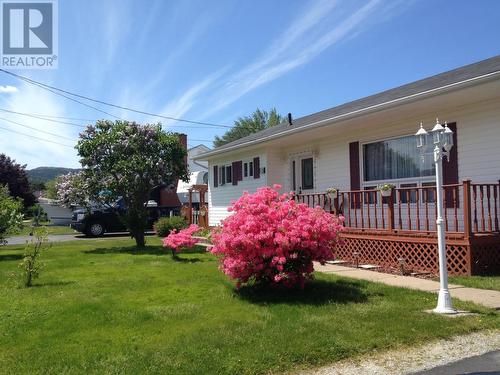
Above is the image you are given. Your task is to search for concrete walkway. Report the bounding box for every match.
[315,263,500,309]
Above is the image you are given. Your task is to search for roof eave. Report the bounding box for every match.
[195,69,500,161]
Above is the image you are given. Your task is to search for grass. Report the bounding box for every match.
[13,224,76,236]
[449,275,500,292]
[0,238,498,375]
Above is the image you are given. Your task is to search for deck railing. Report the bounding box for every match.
[294,180,500,236]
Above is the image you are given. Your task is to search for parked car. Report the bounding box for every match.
[70,200,180,237]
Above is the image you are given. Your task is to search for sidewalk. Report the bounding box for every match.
[315,263,500,309]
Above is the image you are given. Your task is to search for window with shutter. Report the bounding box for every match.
[442,122,458,208]
[253,157,260,178]
[213,165,218,188]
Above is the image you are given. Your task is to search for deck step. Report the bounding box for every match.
[195,242,213,248]
[326,260,347,265]
[192,236,210,240]
[358,264,380,270]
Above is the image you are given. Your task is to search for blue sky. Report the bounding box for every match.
[1,0,499,169]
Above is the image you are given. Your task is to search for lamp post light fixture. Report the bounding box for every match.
[416,119,457,314]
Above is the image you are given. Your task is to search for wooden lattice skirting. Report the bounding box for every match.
[335,232,500,276]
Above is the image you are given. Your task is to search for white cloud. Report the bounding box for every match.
[0,85,18,93]
[0,81,80,168]
[203,0,386,117]
[154,68,227,129]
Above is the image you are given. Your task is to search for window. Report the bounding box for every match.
[301,158,314,190]
[422,181,436,203]
[292,160,296,191]
[218,166,225,186]
[249,161,253,177]
[364,186,378,204]
[225,165,232,184]
[243,162,248,177]
[363,134,434,182]
[399,183,417,204]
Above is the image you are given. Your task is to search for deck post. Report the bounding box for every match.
[188,189,193,225]
[333,192,340,215]
[387,194,395,232]
[463,180,472,240]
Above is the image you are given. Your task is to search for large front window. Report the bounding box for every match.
[363,134,434,182]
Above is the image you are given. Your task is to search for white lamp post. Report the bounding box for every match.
[416,119,457,314]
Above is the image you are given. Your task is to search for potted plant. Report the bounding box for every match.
[377,183,395,197]
[326,187,338,200]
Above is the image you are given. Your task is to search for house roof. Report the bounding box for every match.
[197,54,500,159]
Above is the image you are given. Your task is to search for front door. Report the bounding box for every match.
[291,156,314,194]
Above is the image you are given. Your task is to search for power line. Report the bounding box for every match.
[0,69,232,128]
[0,107,227,130]
[0,125,74,148]
[1,115,212,144]
[0,117,76,141]
[0,108,87,128]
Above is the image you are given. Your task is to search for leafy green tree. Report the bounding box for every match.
[0,154,36,208]
[44,179,57,200]
[214,108,283,147]
[0,185,23,245]
[76,120,188,247]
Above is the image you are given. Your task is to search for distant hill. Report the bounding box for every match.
[27,167,80,183]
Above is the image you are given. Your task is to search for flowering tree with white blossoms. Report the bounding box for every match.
[74,120,188,247]
[55,171,89,208]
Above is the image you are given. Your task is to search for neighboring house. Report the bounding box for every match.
[196,55,500,276]
[177,145,210,204]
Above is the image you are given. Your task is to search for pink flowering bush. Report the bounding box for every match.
[163,224,200,256]
[211,185,344,289]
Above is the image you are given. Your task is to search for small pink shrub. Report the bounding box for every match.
[211,185,344,288]
[163,224,200,255]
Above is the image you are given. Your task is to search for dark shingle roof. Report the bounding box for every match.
[201,54,500,158]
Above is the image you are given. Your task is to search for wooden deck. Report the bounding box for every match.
[295,180,500,275]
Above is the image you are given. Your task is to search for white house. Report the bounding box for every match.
[196,55,500,276]
[177,144,210,204]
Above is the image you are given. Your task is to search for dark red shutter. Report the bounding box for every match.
[213,165,218,188]
[349,142,360,208]
[236,161,243,181]
[253,157,260,179]
[232,161,238,185]
[443,122,458,208]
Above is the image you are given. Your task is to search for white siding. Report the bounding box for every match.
[208,149,267,226]
[276,99,500,193]
[206,98,500,226]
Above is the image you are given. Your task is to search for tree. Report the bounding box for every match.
[76,120,188,247]
[213,108,283,147]
[44,179,57,200]
[55,172,89,208]
[0,154,36,208]
[0,185,23,245]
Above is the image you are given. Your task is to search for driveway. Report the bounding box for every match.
[413,350,500,375]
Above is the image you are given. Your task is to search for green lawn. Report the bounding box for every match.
[14,224,76,236]
[449,275,500,292]
[0,238,498,375]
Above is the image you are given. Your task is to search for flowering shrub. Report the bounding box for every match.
[211,185,344,288]
[163,224,200,256]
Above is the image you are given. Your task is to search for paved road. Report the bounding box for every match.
[413,350,500,375]
[4,232,155,245]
